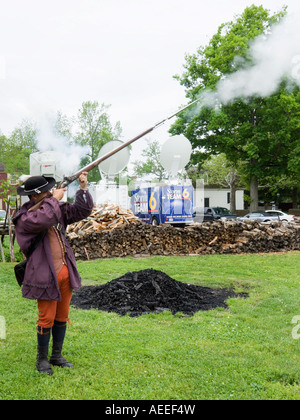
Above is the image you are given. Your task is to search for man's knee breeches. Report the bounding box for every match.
[37,265,72,332]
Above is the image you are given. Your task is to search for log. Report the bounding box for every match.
[66,209,300,260]
[66,204,139,237]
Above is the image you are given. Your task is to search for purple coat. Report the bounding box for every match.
[13,189,94,301]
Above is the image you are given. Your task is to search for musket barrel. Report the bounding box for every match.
[73,126,154,177]
[60,97,201,188]
[59,126,155,188]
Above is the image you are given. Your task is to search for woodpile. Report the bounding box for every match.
[67,208,300,260]
[66,204,140,238]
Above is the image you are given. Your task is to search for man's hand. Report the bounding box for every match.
[52,188,66,201]
[78,171,88,190]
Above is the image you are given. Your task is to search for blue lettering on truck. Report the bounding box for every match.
[131,185,193,225]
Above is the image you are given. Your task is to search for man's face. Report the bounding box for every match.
[31,189,52,204]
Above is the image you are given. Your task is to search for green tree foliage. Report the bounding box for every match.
[1,102,122,184]
[171,5,300,210]
[56,101,122,182]
[133,140,167,181]
[0,120,38,175]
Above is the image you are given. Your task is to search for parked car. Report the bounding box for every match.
[0,210,6,224]
[264,210,295,222]
[193,206,238,222]
[239,212,280,223]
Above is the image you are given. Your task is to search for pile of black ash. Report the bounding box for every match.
[71,269,247,317]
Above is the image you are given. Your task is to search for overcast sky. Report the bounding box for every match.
[0,0,299,164]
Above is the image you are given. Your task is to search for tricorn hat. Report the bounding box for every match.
[17,176,56,196]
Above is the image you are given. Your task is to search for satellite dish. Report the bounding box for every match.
[98,140,130,176]
[160,135,192,175]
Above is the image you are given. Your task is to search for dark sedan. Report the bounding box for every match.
[193,207,238,222]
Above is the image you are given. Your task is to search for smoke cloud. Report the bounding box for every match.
[36,113,88,177]
[194,12,300,111]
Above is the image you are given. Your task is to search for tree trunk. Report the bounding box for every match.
[8,213,15,262]
[250,175,259,212]
[5,201,15,263]
[225,168,238,213]
[292,187,298,208]
[230,182,236,214]
[0,238,5,262]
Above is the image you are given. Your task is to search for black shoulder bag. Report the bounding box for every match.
[14,231,47,287]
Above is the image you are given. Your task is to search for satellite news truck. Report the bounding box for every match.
[131,185,193,226]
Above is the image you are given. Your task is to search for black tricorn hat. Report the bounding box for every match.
[17,176,56,196]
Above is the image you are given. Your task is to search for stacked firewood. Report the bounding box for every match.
[66,204,140,239]
[67,212,300,260]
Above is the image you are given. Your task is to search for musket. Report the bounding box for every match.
[58,97,201,188]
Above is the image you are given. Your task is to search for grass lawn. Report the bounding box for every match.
[0,253,299,400]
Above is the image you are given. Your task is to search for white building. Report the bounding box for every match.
[194,184,244,211]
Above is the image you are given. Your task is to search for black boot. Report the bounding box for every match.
[36,327,53,375]
[49,321,73,368]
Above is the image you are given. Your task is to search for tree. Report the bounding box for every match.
[171,5,300,211]
[75,101,122,182]
[254,172,299,208]
[0,179,16,262]
[133,140,167,181]
[1,120,38,176]
[56,101,122,183]
[187,153,243,212]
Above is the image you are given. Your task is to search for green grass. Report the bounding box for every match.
[0,253,299,400]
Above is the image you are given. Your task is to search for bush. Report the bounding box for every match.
[1,236,23,262]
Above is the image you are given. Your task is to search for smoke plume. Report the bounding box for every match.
[194,11,300,111]
[36,113,88,177]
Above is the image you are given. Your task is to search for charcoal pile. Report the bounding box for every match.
[71,269,247,316]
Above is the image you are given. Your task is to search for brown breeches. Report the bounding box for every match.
[37,265,72,333]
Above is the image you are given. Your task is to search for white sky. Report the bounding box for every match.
[0,0,299,164]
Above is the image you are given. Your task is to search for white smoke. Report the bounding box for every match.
[36,113,88,177]
[194,12,300,110]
